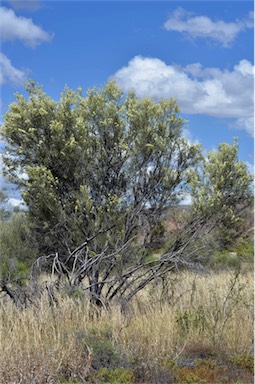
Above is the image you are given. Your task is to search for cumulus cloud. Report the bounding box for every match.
[0,52,27,85]
[164,8,254,47]
[0,6,52,47]
[230,117,254,138]
[113,56,254,137]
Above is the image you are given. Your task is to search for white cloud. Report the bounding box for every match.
[0,52,27,85]
[8,197,25,207]
[182,127,200,147]
[164,8,254,47]
[113,56,254,137]
[0,6,52,47]
[230,117,254,138]
[234,59,254,76]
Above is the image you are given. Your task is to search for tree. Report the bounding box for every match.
[1,81,253,308]
[188,141,253,251]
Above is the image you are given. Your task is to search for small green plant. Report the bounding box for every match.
[194,359,217,369]
[160,357,178,370]
[80,328,129,372]
[172,361,222,384]
[92,367,134,383]
[174,367,207,384]
[229,354,254,373]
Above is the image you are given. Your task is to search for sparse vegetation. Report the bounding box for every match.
[0,270,253,383]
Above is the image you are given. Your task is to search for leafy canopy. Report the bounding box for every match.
[2,81,200,255]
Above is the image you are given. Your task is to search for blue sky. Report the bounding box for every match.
[0,0,254,205]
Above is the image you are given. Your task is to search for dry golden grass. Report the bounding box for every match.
[0,270,253,383]
[118,270,254,359]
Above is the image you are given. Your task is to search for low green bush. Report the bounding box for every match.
[0,212,38,267]
[92,367,134,383]
[0,257,29,285]
[209,250,241,270]
[229,354,254,373]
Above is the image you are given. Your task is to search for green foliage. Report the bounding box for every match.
[1,80,200,257]
[0,212,38,266]
[208,236,254,270]
[0,202,37,284]
[0,258,29,285]
[89,338,126,371]
[173,365,216,384]
[229,354,254,373]
[0,212,37,285]
[230,239,254,262]
[72,325,129,372]
[160,357,220,384]
[92,367,134,383]
[209,250,241,270]
[188,140,253,227]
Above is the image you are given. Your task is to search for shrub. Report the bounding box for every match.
[0,257,29,285]
[209,250,241,270]
[92,367,134,383]
[229,354,254,373]
[0,212,38,268]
